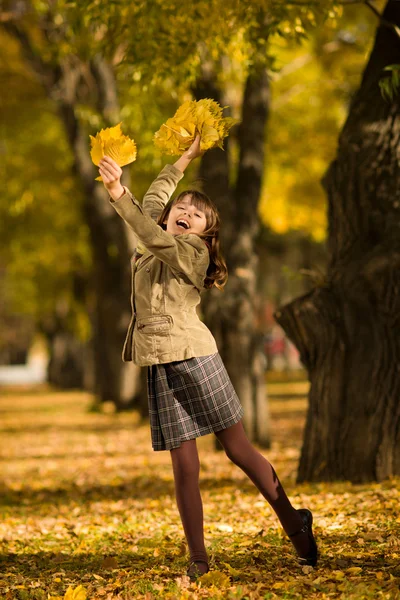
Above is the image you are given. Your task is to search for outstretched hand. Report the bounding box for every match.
[183,133,203,160]
[98,156,125,201]
[173,133,203,173]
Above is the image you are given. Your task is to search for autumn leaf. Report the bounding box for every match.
[153,99,237,156]
[198,571,231,588]
[221,562,241,578]
[64,585,87,600]
[89,123,137,181]
[101,556,119,570]
[346,567,363,574]
[3,387,400,599]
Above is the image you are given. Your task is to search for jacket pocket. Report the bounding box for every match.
[136,315,173,335]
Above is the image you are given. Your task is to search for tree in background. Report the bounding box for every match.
[1,0,338,419]
[276,0,400,482]
[3,0,391,469]
[0,33,91,386]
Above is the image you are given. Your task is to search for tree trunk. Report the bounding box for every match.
[39,297,85,389]
[46,332,85,389]
[4,19,144,411]
[194,66,271,447]
[275,0,400,482]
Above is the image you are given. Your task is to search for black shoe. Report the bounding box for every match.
[288,508,318,567]
[186,560,209,581]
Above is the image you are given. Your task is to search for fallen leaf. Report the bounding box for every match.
[332,570,345,579]
[64,585,87,600]
[197,571,231,588]
[217,524,233,532]
[302,565,314,575]
[222,562,241,577]
[177,541,186,556]
[101,557,118,570]
[346,567,363,574]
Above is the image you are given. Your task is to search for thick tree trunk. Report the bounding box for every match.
[194,66,271,447]
[275,0,400,482]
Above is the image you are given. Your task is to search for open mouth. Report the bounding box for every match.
[176,219,190,230]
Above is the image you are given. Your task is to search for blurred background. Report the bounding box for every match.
[0,1,379,423]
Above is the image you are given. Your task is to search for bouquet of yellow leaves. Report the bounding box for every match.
[153,99,237,156]
[90,123,137,181]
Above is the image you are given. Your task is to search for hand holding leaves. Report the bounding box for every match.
[90,123,137,181]
[90,101,236,192]
[183,133,203,160]
[154,99,237,156]
[98,157,125,201]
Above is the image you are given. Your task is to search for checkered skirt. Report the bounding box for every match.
[147,353,244,451]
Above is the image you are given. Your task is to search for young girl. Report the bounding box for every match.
[98,135,318,580]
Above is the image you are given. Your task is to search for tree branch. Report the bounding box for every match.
[1,20,55,91]
[90,54,120,122]
[338,0,400,38]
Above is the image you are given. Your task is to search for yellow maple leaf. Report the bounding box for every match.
[198,570,230,588]
[64,585,87,600]
[89,123,137,181]
[154,99,237,156]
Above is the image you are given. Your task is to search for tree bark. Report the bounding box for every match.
[275,0,400,482]
[194,65,271,447]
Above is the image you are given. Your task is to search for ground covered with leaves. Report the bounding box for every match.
[0,380,399,599]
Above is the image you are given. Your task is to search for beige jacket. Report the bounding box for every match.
[109,164,218,366]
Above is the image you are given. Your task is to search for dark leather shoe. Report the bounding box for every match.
[186,560,209,581]
[288,508,318,567]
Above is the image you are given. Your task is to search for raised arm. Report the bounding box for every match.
[98,133,202,210]
[142,134,203,221]
[141,164,184,221]
[98,137,208,287]
[109,187,209,288]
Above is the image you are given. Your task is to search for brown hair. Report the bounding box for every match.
[157,190,228,290]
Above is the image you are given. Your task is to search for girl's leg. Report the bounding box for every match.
[214,420,312,558]
[170,439,209,574]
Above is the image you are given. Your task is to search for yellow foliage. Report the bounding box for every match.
[64,585,87,600]
[197,570,231,588]
[3,390,400,599]
[90,123,137,180]
[153,99,237,156]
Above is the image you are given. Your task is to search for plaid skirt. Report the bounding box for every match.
[147,352,244,451]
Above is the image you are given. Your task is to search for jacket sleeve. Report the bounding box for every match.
[142,164,184,221]
[109,187,209,289]
[133,164,184,256]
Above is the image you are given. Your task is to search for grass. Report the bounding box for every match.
[0,382,399,599]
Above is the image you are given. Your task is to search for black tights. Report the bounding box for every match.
[170,420,311,569]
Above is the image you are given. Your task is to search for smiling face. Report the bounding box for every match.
[164,194,208,236]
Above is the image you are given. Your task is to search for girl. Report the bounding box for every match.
[98,135,318,580]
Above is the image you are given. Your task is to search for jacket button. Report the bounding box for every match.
[146,267,150,272]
